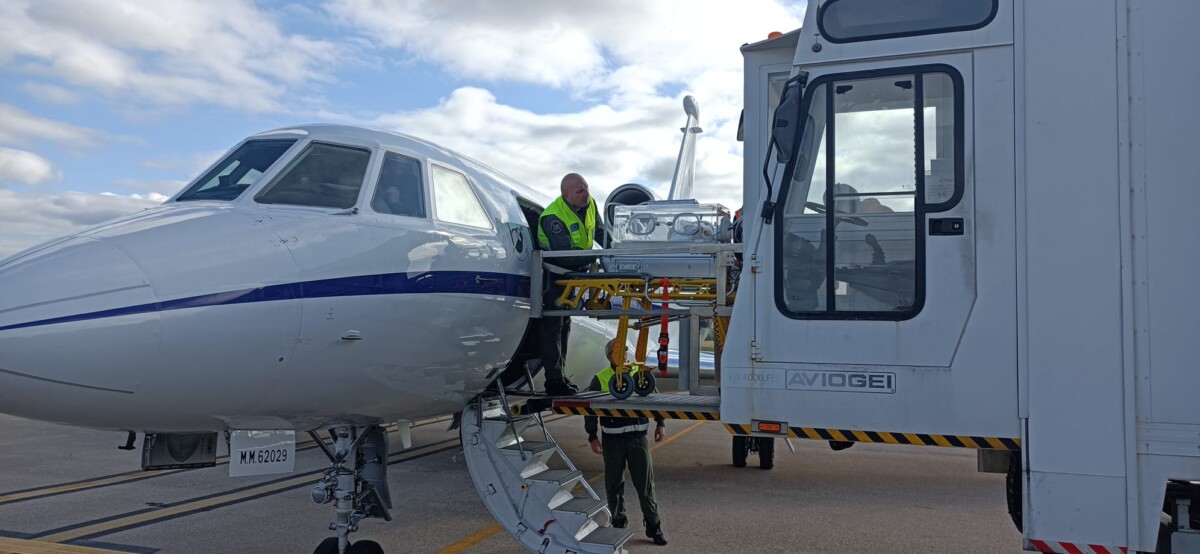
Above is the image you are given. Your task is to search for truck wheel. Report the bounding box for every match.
[758,437,775,470]
[732,436,748,467]
[1006,450,1022,532]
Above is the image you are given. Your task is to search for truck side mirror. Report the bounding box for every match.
[772,74,807,164]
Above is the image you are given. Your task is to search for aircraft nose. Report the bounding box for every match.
[0,237,161,418]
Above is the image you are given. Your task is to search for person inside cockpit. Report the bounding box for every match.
[371,154,425,218]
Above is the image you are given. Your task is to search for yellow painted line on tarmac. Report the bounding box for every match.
[434,420,707,554]
[0,418,451,506]
[0,536,121,554]
[35,438,458,544]
[0,470,186,505]
[435,525,503,554]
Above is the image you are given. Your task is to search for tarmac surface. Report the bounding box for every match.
[0,404,1025,553]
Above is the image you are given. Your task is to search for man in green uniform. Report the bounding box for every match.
[537,173,602,396]
[585,339,668,545]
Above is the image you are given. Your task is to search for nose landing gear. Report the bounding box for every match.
[309,425,393,554]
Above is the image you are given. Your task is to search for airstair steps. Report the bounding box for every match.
[461,399,629,554]
[580,527,636,550]
[527,469,583,487]
[498,440,557,456]
[551,497,608,539]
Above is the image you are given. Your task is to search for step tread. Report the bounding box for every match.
[483,414,535,423]
[552,497,606,516]
[579,526,635,547]
[526,469,582,485]
[498,441,557,455]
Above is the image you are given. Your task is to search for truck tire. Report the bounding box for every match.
[732,436,748,467]
[1006,450,1022,532]
[758,437,775,470]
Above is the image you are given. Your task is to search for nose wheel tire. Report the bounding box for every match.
[313,538,339,554]
[348,540,385,554]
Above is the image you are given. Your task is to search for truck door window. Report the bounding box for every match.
[923,73,958,207]
[776,66,962,320]
[818,0,997,44]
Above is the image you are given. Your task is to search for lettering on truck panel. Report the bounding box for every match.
[786,370,896,394]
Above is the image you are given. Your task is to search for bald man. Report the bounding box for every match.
[536,173,604,396]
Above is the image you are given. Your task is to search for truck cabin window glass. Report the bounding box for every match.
[818,0,997,43]
[176,139,296,202]
[255,142,371,209]
[777,67,961,320]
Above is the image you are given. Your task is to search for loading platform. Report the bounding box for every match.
[549,391,720,421]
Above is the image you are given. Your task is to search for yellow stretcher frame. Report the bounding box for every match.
[552,275,733,398]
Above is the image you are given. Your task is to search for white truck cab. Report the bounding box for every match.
[727,1,1200,552]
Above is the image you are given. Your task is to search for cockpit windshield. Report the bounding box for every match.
[176,139,296,202]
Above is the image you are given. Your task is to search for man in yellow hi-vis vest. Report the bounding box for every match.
[584,339,667,545]
[537,173,602,396]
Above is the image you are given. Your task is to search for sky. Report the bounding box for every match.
[0,0,807,258]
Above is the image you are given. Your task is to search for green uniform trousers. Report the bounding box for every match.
[601,432,660,526]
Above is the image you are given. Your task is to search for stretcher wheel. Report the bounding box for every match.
[609,373,635,400]
[633,371,655,396]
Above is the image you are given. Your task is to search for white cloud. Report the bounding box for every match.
[376,87,669,199]
[0,104,106,150]
[0,147,63,185]
[0,0,809,258]
[0,0,342,113]
[0,189,160,258]
[347,1,804,209]
[139,149,224,176]
[112,178,188,198]
[20,82,81,105]
[328,1,799,98]
[102,191,172,202]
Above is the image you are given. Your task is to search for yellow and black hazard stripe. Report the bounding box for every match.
[724,424,1020,450]
[553,406,720,421]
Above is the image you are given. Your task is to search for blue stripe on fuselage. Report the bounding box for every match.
[0,271,531,333]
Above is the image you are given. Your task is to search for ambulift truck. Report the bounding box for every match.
[460,1,1200,552]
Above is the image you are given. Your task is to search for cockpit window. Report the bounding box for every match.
[371,152,426,218]
[818,0,997,44]
[255,142,371,209]
[430,165,492,229]
[176,139,296,202]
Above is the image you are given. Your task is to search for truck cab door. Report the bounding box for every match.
[728,51,1019,440]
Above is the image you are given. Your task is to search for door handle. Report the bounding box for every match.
[929,218,964,236]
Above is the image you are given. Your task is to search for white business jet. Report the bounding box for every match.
[0,124,658,553]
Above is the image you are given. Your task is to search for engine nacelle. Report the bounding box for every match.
[604,183,658,230]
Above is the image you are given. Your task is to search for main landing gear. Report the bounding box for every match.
[309,425,393,554]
